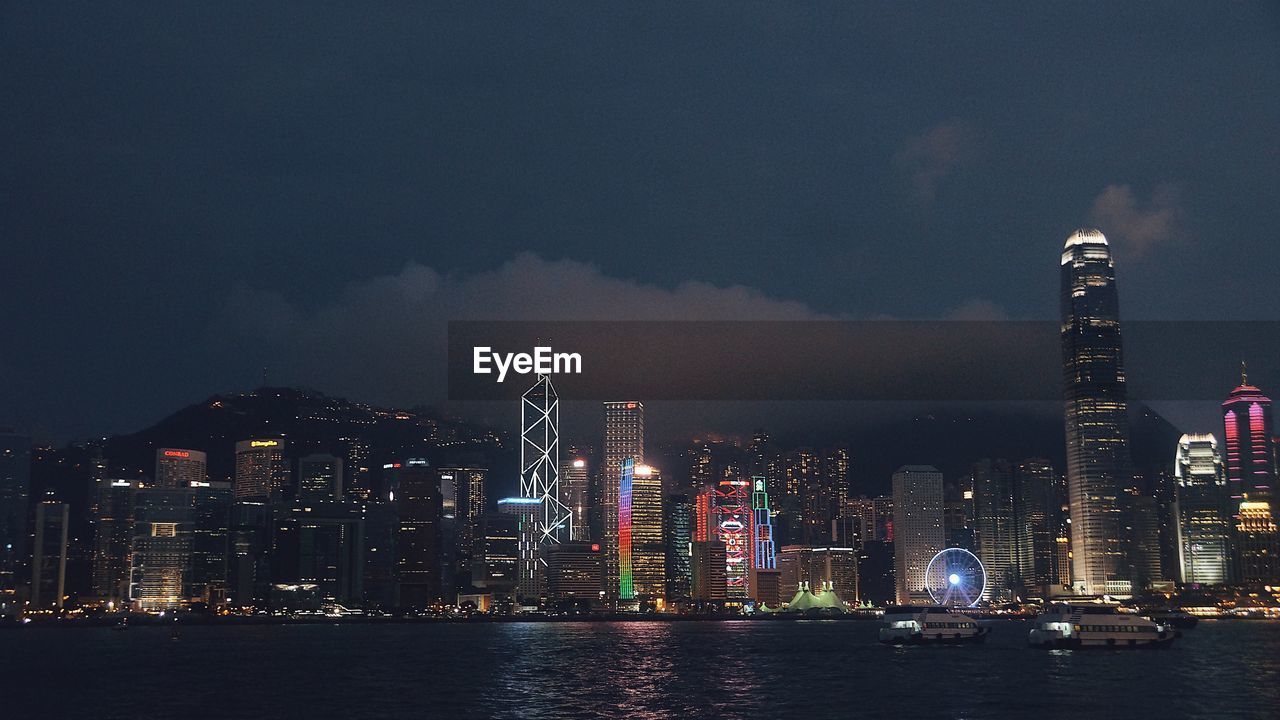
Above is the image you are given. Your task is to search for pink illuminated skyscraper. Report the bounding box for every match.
[1222,364,1275,511]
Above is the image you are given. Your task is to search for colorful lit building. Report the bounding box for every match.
[618,458,635,600]
[1222,367,1275,510]
[630,465,665,601]
[751,476,776,602]
[603,401,644,600]
[1222,367,1278,584]
[694,488,713,542]
[715,478,753,599]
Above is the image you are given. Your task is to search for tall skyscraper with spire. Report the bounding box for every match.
[1060,229,1134,596]
[1222,363,1275,510]
[519,375,572,599]
[1222,365,1279,584]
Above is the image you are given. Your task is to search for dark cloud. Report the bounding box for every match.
[211,253,829,408]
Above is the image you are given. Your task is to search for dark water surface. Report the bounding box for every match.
[2,619,1277,719]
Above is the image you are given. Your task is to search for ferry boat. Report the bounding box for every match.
[1029,604,1178,649]
[878,606,989,645]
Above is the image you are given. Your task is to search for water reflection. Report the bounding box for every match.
[2,619,1276,720]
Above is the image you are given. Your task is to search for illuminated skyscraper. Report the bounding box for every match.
[1221,368,1278,584]
[545,541,604,608]
[786,448,821,544]
[520,375,572,597]
[560,456,590,542]
[891,465,944,604]
[603,401,644,600]
[665,493,693,604]
[777,545,858,604]
[130,488,195,611]
[694,488,713,542]
[498,496,542,604]
[618,458,634,600]
[839,497,878,545]
[0,429,31,598]
[298,454,343,500]
[472,511,521,601]
[752,477,778,603]
[1060,229,1134,596]
[1015,459,1064,591]
[1236,501,1279,583]
[273,498,365,605]
[340,437,372,502]
[229,501,272,609]
[234,439,290,502]
[91,478,136,605]
[627,464,665,601]
[715,478,752,599]
[31,502,69,610]
[438,469,459,600]
[1222,366,1275,510]
[438,467,486,592]
[753,477,776,571]
[155,448,207,490]
[691,540,727,603]
[1174,434,1231,585]
[188,480,232,607]
[395,459,443,607]
[971,459,1017,601]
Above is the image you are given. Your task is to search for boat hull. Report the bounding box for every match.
[879,627,990,645]
[1029,631,1178,649]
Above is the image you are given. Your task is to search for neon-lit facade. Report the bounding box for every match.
[156,448,206,490]
[715,479,752,599]
[1222,368,1278,584]
[618,458,634,600]
[1222,367,1275,510]
[630,465,665,599]
[603,401,644,600]
[752,477,776,571]
[694,489,713,542]
[519,375,572,599]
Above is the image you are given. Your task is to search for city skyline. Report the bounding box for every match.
[4,6,1279,718]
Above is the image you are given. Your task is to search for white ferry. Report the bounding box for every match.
[878,606,990,645]
[1029,604,1178,649]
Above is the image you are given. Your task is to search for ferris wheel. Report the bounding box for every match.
[925,548,987,607]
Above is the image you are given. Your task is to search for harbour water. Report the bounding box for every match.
[3,619,1277,719]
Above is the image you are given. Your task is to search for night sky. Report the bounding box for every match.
[4,3,1279,441]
